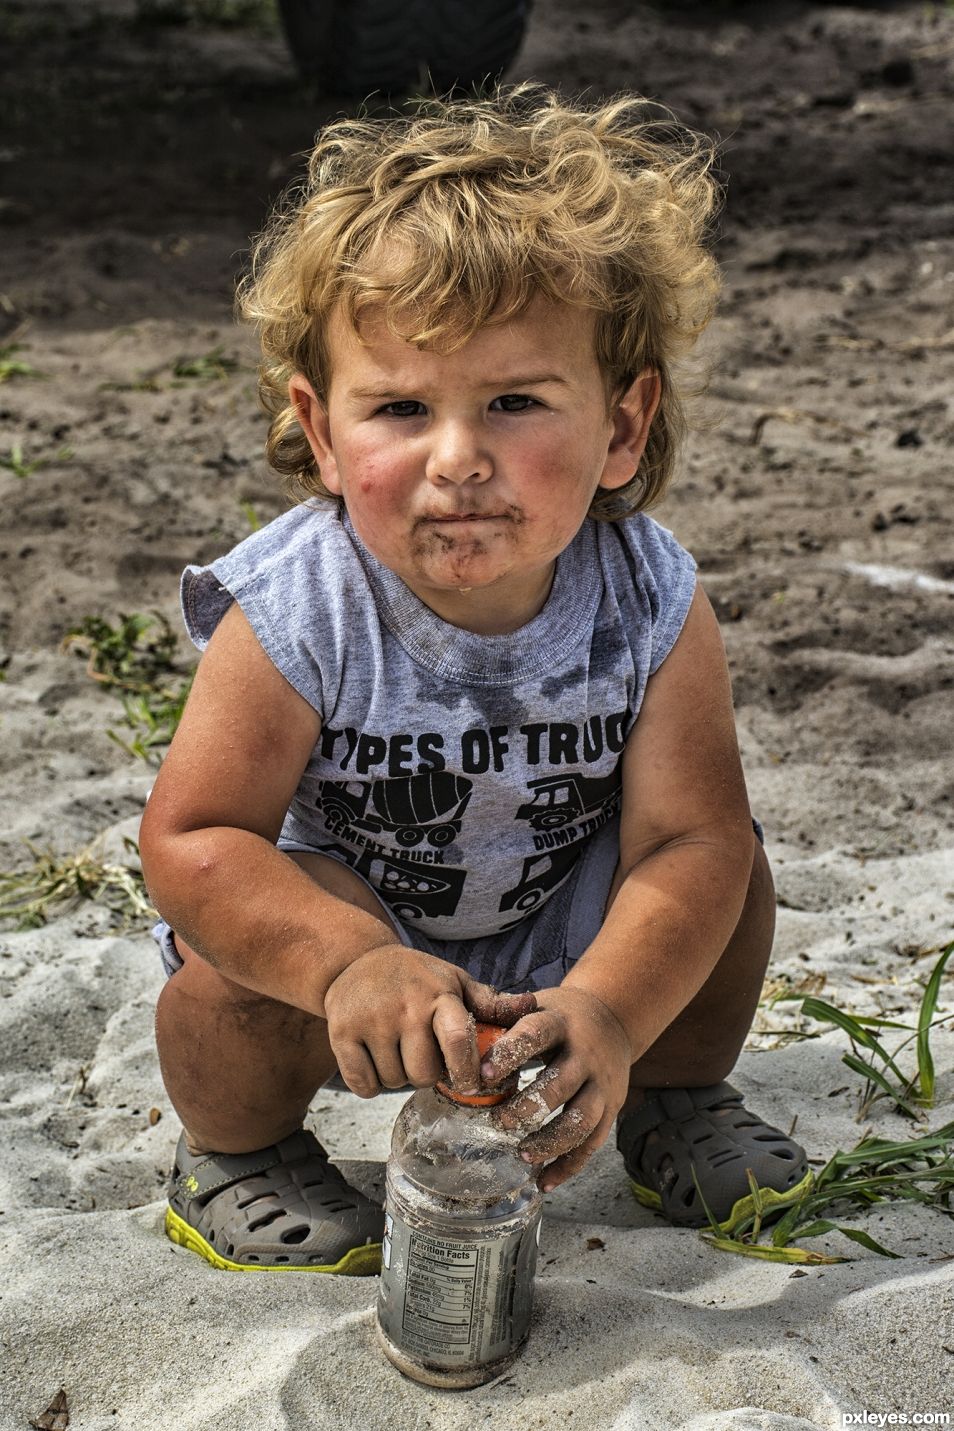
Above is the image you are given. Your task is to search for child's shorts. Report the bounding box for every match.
[151,815,764,996]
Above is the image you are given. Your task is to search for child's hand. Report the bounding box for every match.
[486,987,633,1190]
[323,945,536,1099]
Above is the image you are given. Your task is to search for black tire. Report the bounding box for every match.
[533,811,571,831]
[427,0,530,94]
[276,0,530,97]
[391,902,425,920]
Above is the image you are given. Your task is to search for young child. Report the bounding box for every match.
[140,85,811,1274]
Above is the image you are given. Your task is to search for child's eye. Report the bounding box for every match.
[492,394,539,413]
[378,400,425,418]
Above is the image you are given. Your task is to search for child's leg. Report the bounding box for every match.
[617,834,776,1106]
[156,853,401,1273]
[609,835,810,1225]
[155,851,402,1155]
[156,940,335,1156]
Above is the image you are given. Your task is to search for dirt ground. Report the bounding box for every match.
[1,0,953,871]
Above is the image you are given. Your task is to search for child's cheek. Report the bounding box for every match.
[346,441,395,499]
[347,461,404,533]
[355,467,398,506]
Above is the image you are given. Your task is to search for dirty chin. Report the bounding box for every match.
[414,527,490,554]
[411,528,505,571]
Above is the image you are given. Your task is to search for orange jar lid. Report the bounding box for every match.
[435,1023,517,1106]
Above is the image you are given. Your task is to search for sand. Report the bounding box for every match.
[2,1,953,1427]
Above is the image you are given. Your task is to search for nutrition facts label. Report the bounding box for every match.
[378,1209,539,1366]
[403,1233,479,1344]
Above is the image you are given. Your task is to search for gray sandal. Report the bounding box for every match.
[616,1081,811,1229]
[165,1128,383,1274]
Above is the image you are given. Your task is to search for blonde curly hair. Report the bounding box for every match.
[238,84,721,518]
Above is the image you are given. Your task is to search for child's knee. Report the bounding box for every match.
[745,838,776,954]
[168,933,324,1031]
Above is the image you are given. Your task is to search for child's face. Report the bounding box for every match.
[291,296,658,634]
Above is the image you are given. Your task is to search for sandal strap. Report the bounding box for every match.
[617,1081,809,1228]
[167,1127,384,1270]
[618,1080,741,1146]
[174,1129,333,1203]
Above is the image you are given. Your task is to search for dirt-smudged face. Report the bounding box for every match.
[290,296,658,635]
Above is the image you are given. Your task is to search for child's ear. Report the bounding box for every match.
[288,374,342,495]
[598,370,661,491]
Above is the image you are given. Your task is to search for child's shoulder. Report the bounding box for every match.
[596,511,697,591]
[594,513,698,676]
[180,500,354,652]
[221,499,347,574]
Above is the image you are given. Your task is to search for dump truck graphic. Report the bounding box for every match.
[514,772,620,831]
[317,773,472,848]
[499,844,584,915]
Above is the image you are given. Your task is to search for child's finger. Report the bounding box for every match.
[398,1026,448,1088]
[497,1063,564,1130]
[431,991,481,1093]
[517,1086,602,1167]
[534,1133,601,1192]
[532,1109,617,1192]
[367,1036,412,1090]
[462,979,537,1029]
[479,1009,563,1083]
[332,1036,383,1099]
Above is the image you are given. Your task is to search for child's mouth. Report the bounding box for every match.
[417,504,523,532]
[424,512,506,524]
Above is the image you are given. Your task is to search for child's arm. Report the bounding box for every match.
[140,602,532,1095]
[486,583,756,1181]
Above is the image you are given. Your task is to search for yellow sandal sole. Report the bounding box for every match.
[165,1205,382,1275]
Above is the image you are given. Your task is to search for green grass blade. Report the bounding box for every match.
[689,1164,726,1235]
[830,1226,900,1258]
[916,942,953,1106]
[831,1125,954,1167]
[785,1218,837,1239]
[801,996,912,1086]
[240,501,261,532]
[701,1234,847,1264]
[792,1218,898,1256]
[840,1051,923,1118]
[837,1015,913,1031]
[770,1199,811,1246]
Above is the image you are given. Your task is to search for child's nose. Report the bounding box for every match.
[425,421,493,486]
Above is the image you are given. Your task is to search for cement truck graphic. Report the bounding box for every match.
[316,773,472,848]
[514,771,620,831]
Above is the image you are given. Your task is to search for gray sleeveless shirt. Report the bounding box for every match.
[180,502,696,939]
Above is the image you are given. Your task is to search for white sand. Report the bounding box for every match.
[1,797,951,1428]
[3,1,954,1426]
